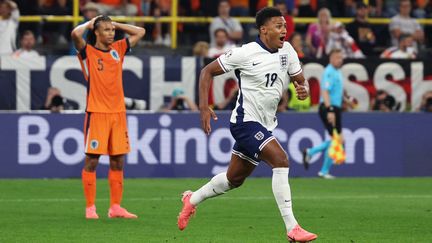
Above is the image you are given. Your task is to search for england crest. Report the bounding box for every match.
[279,54,288,69]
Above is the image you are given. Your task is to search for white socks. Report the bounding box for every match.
[272,167,298,232]
[190,172,232,206]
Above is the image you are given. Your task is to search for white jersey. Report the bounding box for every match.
[217,39,302,131]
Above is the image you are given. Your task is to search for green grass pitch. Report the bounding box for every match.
[0,178,431,242]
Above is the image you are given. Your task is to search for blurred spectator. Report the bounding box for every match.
[0,0,19,55]
[418,91,432,112]
[382,0,399,17]
[343,0,357,17]
[229,0,250,42]
[154,0,171,46]
[209,0,243,47]
[372,90,400,112]
[289,32,305,58]
[275,1,294,41]
[305,7,331,58]
[292,0,318,17]
[41,87,76,111]
[93,0,138,16]
[229,0,249,16]
[37,0,72,45]
[346,2,376,56]
[212,78,239,110]
[389,0,424,52]
[162,88,198,111]
[380,34,416,59]
[49,95,64,113]
[12,30,40,58]
[192,41,209,57]
[412,0,432,18]
[326,22,365,58]
[82,2,100,20]
[208,28,235,58]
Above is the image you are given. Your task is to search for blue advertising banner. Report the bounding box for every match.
[0,112,431,178]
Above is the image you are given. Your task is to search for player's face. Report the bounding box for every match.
[95,21,115,45]
[262,16,286,49]
[330,52,344,68]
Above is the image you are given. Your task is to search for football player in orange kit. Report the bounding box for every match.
[71,15,145,219]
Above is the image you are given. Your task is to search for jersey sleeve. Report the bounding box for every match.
[217,46,246,73]
[77,45,89,81]
[113,38,131,58]
[321,69,333,91]
[287,43,302,77]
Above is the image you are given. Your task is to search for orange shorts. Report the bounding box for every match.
[83,112,130,155]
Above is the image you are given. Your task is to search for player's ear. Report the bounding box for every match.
[260,25,266,34]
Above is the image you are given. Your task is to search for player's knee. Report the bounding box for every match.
[109,155,124,170]
[270,155,289,168]
[84,155,99,172]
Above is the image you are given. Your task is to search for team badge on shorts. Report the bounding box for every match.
[279,54,288,69]
[110,50,120,62]
[90,139,99,150]
[254,131,264,141]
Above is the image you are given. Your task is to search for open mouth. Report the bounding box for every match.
[279,36,285,42]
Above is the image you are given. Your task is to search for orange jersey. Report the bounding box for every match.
[78,38,130,113]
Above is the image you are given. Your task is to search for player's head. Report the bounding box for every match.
[329,49,343,68]
[256,7,286,49]
[87,15,115,46]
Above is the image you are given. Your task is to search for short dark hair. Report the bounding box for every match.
[255,7,282,29]
[214,28,228,37]
[20,30,34,40]
[87,15,112,45]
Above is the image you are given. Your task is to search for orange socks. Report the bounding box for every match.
[82,170,96,208]
[108,170,124,206]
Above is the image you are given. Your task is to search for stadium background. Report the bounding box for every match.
[0,0,431,242]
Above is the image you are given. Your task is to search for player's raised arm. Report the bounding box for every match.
[112,22,145,47]
[71,16,100,51]
[198,60,225,135]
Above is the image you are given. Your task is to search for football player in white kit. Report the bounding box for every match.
[177,7,317,242]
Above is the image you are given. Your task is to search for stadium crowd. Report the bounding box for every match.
[0,0,430,55]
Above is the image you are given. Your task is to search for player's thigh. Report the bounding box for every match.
[108,112,130,155]
[84,112,109,154]
[259,139,289,168]
[226,153,256,187]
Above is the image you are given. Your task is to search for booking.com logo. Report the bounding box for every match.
[17,114,375,175]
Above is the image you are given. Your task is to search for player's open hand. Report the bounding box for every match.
[89,15,103,30]
[200,107,218,135]
[293,81,309,100]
